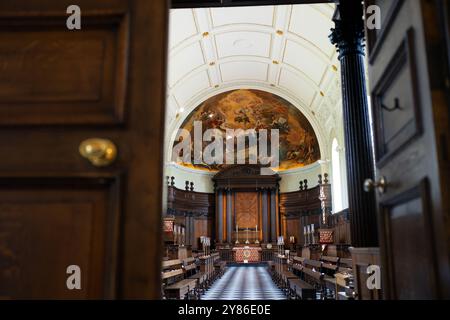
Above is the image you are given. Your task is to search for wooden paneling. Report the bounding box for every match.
[329,209,351,244]
[285,218,300,242]
[365,0,450,299]
[213,165,280,191]
[372,28,422,165]
[366,0,405,64]
[0,176,120,299]
[194,218,212,242]
[350,247,382,300]
[380,180,439,299]
[167,186,215,216]
[279,184,331,217]
[235,192,258,229]
[0,12,129,125]
[0,0,168,299]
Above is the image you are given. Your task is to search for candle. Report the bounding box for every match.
[311,224,315,233]
[256,225,258,232]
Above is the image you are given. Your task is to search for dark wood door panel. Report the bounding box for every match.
[365,0,450,299]
[366,0,405,64]
[0,176,120,299]
[0,4,129,125]
[0,130,132,173]
[372,28,423,165]
[380,180,439,299]
[0,0,168,299]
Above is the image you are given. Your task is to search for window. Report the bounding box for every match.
[332,138,344,213]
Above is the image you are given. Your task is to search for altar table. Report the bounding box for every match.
[232,246,261,263]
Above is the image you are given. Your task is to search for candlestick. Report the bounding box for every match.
[307,225,311,245]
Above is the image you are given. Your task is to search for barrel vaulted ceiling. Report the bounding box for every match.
[165,4,343,165]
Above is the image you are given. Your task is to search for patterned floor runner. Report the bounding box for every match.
[202,265,286,300]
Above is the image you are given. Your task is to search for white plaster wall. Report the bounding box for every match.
[165,163,215,193]
[278,162,329,193]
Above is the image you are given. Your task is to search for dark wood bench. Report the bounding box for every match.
[339,258,353,269]
[321,257,353,300]
[301,261,324,298]
[304,259,322,270]
[189,272,207,284]
[321,255,340,264]
[214,260,226,270]
[281,270,298,282]
[164,278,198,300]
[288,278,316,300]
[161,259,184,291]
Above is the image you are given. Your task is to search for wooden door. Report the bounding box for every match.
[0,0,168,299]
[365,0,450,299]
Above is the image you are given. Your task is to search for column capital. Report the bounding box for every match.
[329,2,365,59]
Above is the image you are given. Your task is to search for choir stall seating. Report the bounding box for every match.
[270,253,354,300]
[162,253,225,299]
[162,249,226,299]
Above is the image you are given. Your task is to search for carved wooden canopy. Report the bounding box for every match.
[212,165,280,191]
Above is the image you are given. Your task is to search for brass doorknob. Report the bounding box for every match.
[364,176,387,194]
[79,138,117,167]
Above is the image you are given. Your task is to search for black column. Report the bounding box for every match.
[329,1,378,247]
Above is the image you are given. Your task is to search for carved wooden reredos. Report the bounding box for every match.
[212,165,280,191]
[213,165,281,244]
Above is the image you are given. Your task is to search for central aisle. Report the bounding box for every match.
[202,265,286,300]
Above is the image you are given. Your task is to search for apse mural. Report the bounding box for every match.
[174,89,320,171]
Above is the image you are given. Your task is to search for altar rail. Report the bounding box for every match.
[261,249,274,262]
[218,248,234,262]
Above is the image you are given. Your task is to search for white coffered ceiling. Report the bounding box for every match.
[165,4,343,162]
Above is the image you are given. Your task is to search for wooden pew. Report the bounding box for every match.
[288,276,316,300]
[302,259,324,298]
[161,259,184,285]
[161,258,186,299]
[320,256,354,300]
[339,258,353,269]
[182,257,197,278]
[280,270,298,293]
[189,272,208,297]
[164,278,198,300]
[214,260,227,277]
[320,256,340,274]
[273,255,288,285]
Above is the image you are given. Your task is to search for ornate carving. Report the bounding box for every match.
[213,165,280,191]
[235,192,258,229]
[329,2,366,60]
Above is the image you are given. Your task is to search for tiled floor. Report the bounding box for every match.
[202,265,286,300]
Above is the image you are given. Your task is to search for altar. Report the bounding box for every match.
[213,165,281,245]
[232,246,262,263]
